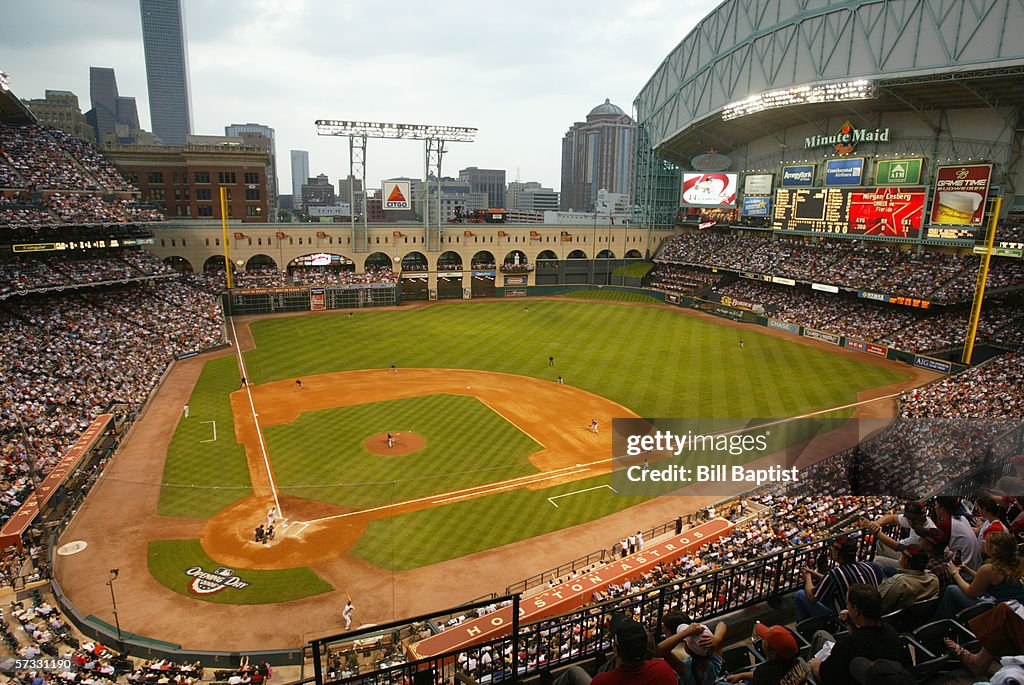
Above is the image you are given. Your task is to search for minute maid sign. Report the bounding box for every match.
[805,120,890,155]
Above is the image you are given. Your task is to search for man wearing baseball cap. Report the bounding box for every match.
[877,544,939,614]
[723,623,809,684]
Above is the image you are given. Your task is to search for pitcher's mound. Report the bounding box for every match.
[365,432,426,455]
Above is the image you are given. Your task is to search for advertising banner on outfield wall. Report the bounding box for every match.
[742,196,771,216]
[825,157,865,185]
[875,158,923,185]
[781,165,816,186]
[767,318,800,334]
[743,174,774,195]
[930,164,992,226]
[914,355,953,373]
[681,173,738,207]
[802,328,841,345]
[310,287,325,310]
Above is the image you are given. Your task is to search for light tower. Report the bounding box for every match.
[315,120,477,253]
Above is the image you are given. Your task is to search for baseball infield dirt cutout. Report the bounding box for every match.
[364,432,426,455]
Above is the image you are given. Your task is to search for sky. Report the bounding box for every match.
[1,0,719,196]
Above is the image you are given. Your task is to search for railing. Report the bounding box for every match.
[503,498,745,596]
[315,529,869,685]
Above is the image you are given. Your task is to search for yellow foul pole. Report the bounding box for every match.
[220,186,234,290]
[961,196,1001,365]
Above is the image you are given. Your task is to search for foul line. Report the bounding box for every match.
[547,484,616,508]
[432,468,589,505]
[303,463,594,524]
[229,316,282,516]
[199,420,217,443]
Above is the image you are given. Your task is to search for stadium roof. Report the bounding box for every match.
[0,82,38,125]
[656,65,1024,166]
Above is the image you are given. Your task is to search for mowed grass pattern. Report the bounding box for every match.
[353,473,649,571]
[245,301,905,419]
[264,394,542,509]
[160,355,252,518]
[559,290,661,303]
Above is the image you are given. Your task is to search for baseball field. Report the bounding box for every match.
[139,297,916,604]
[50,294,944,648]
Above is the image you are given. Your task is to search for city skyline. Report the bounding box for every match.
[1,0,718,195]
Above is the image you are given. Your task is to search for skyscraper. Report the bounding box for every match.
[139,0,193,145]
[458,167,506,208]
[560,99,635,212]
[290,150,310,203]
[86,67,140,145]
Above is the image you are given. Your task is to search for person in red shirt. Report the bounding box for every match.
[549,616,676,685]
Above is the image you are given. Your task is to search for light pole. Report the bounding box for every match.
[107,568,123,650]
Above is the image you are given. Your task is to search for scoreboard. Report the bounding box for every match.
[773,186,926,238]
[223,284,399,315]
[227,287,311,315]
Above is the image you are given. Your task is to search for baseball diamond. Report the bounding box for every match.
[52,299,931,650]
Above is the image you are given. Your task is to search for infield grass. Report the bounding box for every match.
[265,394,542,508]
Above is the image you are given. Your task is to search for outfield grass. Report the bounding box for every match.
[244,300,906,419]
[266,394,542,508]
[163,300,909,572]
[148,539,331,604]
[559,289,661,303]
[160,356,252,518]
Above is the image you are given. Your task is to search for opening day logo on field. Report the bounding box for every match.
[185,566,251,595]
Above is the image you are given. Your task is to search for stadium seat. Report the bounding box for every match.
[795,614,838,643]
[721,644,763,674]
[910,619,979,665]
[955,602,995,627]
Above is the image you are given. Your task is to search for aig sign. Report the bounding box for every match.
[382,180,411,210]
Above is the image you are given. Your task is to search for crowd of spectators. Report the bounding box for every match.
[901,353,1024,418]
[656,231,1024,302]
[194,266,399,291]
[0,123,161,229]
[0,280,225,498]
[710,278,1023,353]
[646,264,721,295]
[0,250,177,297]
[1,124,126,192]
